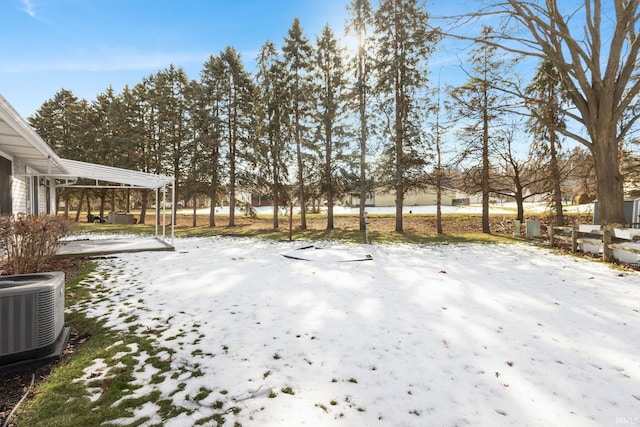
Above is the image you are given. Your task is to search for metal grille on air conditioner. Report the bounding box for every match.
[0,272,65,360]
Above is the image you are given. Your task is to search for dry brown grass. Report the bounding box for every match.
[132,211,593,242]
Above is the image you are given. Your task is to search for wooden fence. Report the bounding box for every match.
[548,224,640,263]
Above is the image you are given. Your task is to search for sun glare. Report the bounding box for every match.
[342,34,364,58]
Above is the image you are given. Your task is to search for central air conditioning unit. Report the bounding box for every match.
[0,272,68,367]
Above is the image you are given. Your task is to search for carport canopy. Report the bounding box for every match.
[56,158,174,190]
[54,158,176,242]
[54,158,176,243]
[52,158,175,242]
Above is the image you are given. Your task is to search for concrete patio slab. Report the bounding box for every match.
[57,237,174,257]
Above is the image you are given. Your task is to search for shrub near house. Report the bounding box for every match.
[0,214,71,275]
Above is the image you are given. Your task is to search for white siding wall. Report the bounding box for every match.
[9,160,54,215]
[48,179,56,214]
[11,159,27,215]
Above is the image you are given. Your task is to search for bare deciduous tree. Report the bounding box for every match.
[449,0,640,224]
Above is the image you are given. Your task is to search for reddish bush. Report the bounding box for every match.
[0,214,72,275]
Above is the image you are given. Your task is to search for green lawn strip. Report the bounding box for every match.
[13,262,230,427]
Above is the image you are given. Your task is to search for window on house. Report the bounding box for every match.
[0,156,11,215]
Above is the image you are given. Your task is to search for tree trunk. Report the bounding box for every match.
[327,196,334,230]
[326,118,334,231]
[436,185,443,234]
[209,190,216,227]
[271,138,280,230]
[359,187,366,232]
[272,203,279,229]
[192,194,197,227]
[86,194,92,221]
[515,188,524,222]
[140,189,148,224]
[436,164,443,235]
[209,162,218,228]
[99,189,107,220]
[64,192,69,219]
[229,166,236,227]
[395,183,403,232]
[227,85,239,229]
[435,113,443,234]
[549,131,564,226]
[592,131,626,224]
[481,86,490,234]
[358,44,367,232]
[296,133,307,230]
[481,122,490,233]
[75,189,85,222]
[393,6,404,234]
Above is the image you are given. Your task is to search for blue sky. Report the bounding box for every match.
[1,0,479,119]
[0,0,358,117]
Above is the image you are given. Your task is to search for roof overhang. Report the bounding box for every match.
[1,94,173,190]
[0,94,67,175]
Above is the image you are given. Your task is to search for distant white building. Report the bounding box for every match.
[351,185,462,207]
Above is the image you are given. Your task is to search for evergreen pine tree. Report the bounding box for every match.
[313,24,350,230]
[283,18,314,230]
[525,60,568,226]
[373,0,438,232]
[346,0,374,233]
[218,46,255,227]
[255,40,290,229]
[200,54,227,227]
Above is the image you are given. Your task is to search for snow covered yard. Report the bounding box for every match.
[71,236,640,426]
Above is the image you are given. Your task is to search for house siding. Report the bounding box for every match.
[11,159,27,215]
[350,192,375,207]
[372,187,457,207]
[7,159,53,215]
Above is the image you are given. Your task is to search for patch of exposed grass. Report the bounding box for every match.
[15,264,149,426]
[316,403,328,412]
[193,387,212,402]
[12,261,229,427]
[193,414,226,426]
[281,386,295,395]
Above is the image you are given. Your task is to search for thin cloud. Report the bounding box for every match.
[20,0,36,18]
[0,48,211,73]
